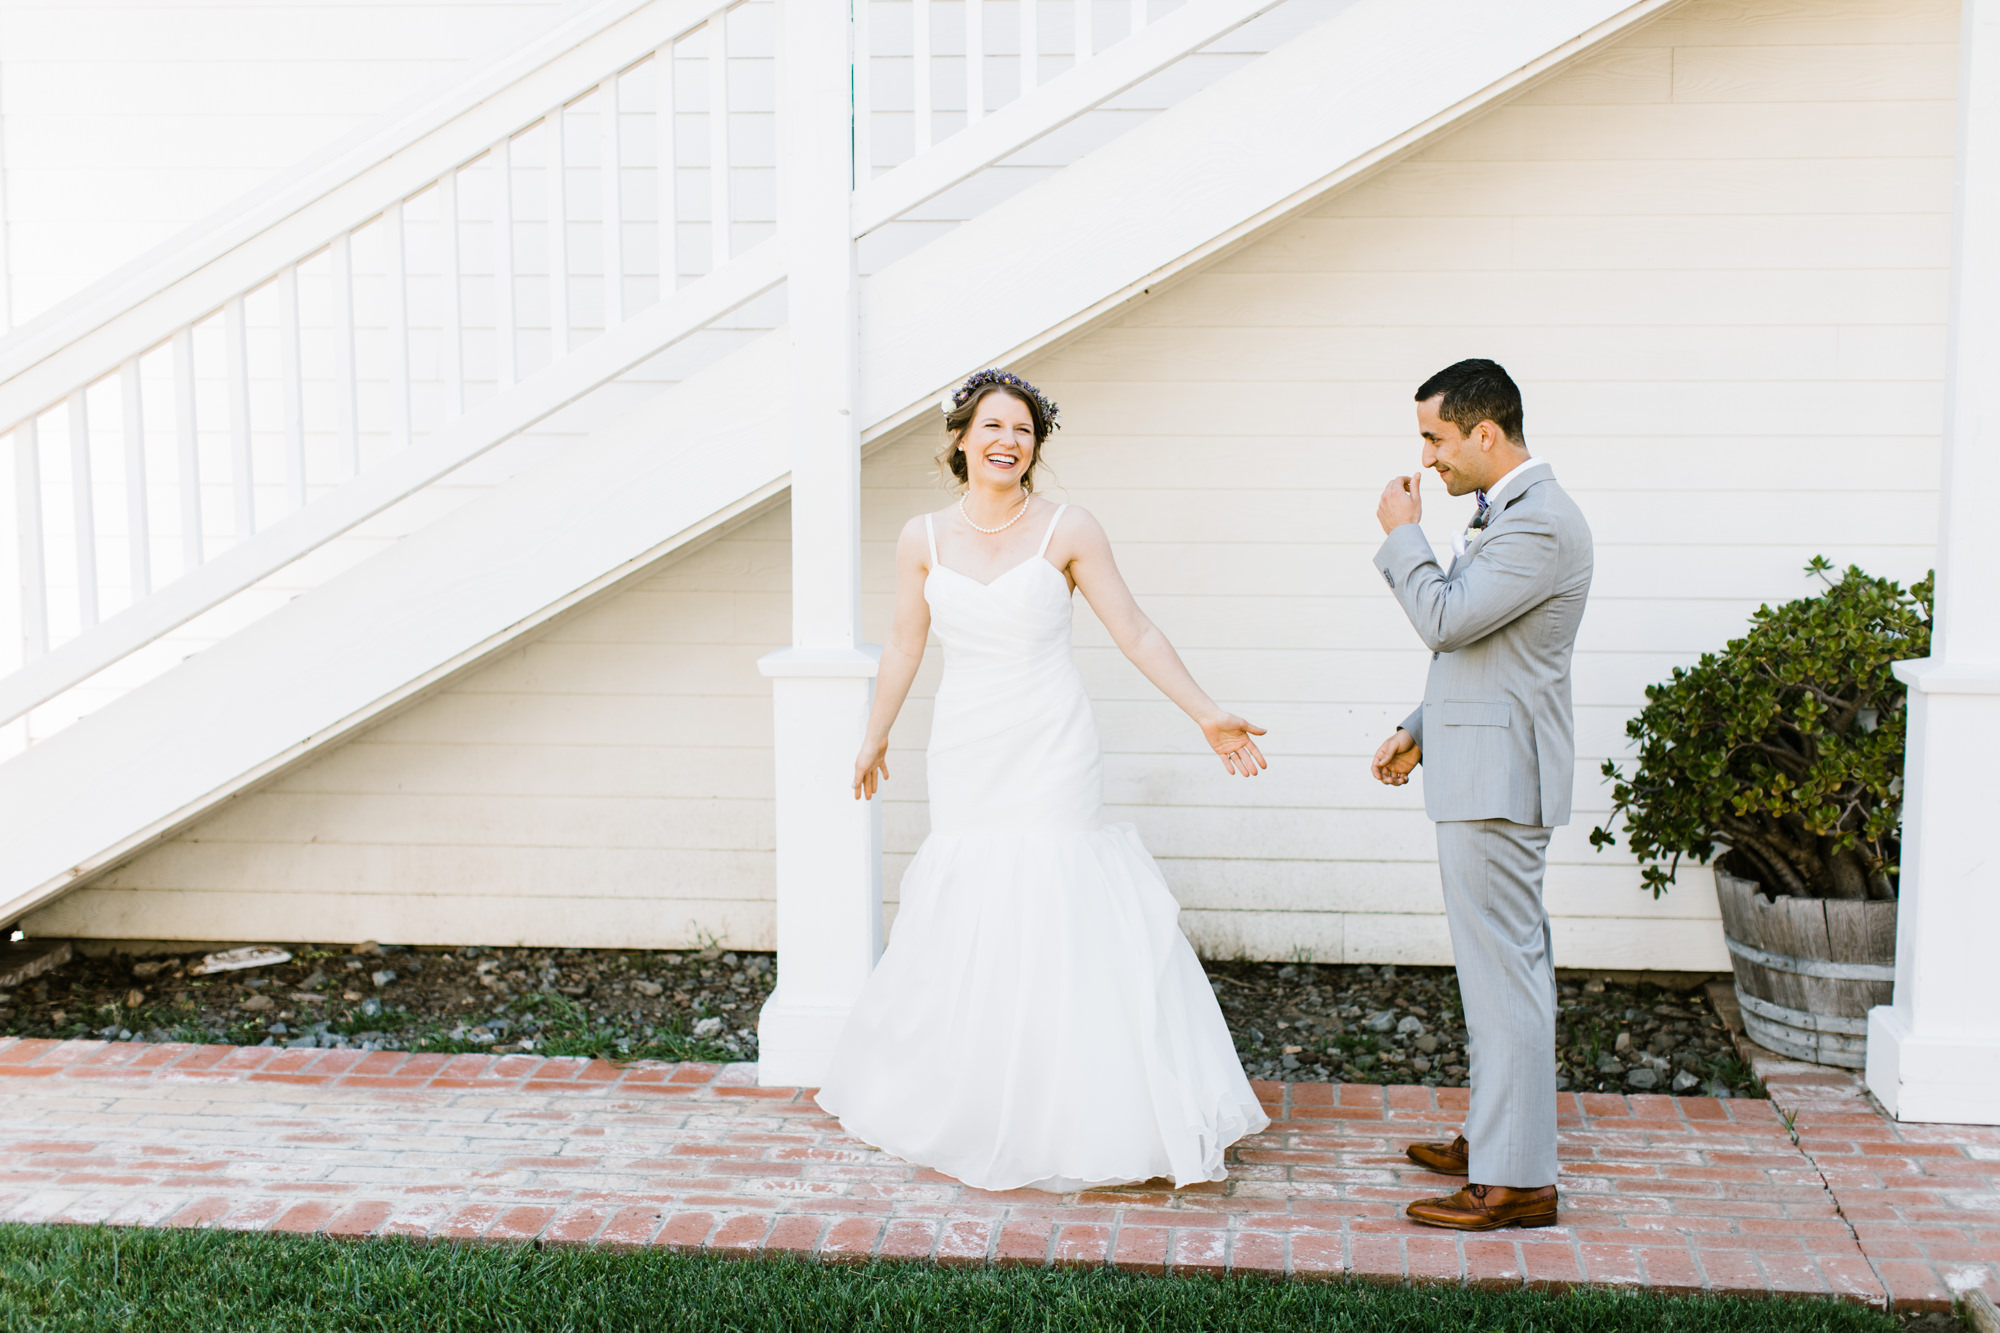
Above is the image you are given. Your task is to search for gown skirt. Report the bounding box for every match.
[813,507,1268,1193]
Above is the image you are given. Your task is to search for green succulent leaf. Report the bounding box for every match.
[1590,563,1929,901]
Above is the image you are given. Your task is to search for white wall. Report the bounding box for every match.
[0,0,569,331]
[27,0,1957,967]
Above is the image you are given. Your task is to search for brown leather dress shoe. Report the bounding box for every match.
[1405,1134,1470,1176]
[1406,1183,1558,1231]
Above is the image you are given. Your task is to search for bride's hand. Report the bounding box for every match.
[853,737,890,801]
[1201,714,1268,777]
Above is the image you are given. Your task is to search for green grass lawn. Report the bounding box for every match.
[0,1224,1901,1333]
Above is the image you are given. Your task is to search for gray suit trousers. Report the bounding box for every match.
[1436,818,1558,1188]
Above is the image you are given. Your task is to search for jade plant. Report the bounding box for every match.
[1590,559,1932,901]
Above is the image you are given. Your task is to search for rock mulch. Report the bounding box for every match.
[0,944,771,1064]
[1205,960,1758,1098]
[0,945,1756,1097]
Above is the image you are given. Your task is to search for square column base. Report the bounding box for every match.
[1867,1005,2000,1125]
[755,645,882,1089]
[755,989,853,1089]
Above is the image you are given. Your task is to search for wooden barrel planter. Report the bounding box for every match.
[1713,871,1896,1068]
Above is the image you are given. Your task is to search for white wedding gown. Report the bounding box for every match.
[814,505,1269,1193]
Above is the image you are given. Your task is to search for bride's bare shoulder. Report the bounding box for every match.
[1048,502,1108,543]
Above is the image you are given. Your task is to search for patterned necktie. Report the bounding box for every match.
[1469,490,1492,531]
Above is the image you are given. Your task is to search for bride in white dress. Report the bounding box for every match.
[813,368,1272,1193]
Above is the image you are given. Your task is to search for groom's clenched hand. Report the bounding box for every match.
[1377,472,1422,535]
[1371,728,1421,786]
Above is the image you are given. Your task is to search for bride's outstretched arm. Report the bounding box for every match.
[853,517,935,800]
[1063,507,1268,777]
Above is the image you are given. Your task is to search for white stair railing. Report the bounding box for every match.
[2,0,1302,738]
[2,0,780,727]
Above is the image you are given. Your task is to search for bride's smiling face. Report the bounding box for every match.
[959,390,1039,490]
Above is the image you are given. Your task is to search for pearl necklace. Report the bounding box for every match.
[960,492,1030,535]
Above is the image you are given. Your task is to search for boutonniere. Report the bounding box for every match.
[1451,491,1491,561]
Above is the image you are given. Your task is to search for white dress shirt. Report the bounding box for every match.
[1452,455,1545,561]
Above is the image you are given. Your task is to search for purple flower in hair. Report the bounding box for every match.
[944,369,1061,432]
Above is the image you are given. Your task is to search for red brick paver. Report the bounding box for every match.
[0,1036,1993,1311]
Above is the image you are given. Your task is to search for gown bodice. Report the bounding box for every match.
[922,506,1102,835]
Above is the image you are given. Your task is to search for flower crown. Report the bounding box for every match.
[941,368,1061,434]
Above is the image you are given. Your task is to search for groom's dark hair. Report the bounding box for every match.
[1415,359,1524,444]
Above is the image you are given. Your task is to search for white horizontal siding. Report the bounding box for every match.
[30,0,1954,968]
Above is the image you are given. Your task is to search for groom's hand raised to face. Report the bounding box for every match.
[1377,472,1423,535]
[1371,728,1421,786]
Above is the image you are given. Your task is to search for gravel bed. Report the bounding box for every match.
[0,946,1759,1098]
[0,944,772,1064]
[1205,960,1759,1098]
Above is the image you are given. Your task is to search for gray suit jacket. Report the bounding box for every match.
[1372,463,1593,828]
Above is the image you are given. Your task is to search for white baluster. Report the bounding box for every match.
[655,45,678,297]
[1021,0,1039,92]
[707,10,732,265]
[277,266,307,510]
[384,200,412,448]
[440,170,464,417]
[1074,0,1091,62]
[173,327,203,572]
[966,0,984,124]
[853,0,872,182]
[495,140,518,387]
[223,296,255,541]
[551,108,571,354]
[15,421,47,660]
[601,77,624,329]
[120,359,149,599]
[330,233,360,477]
[67,391,98,628]
[1130,0,1145,38]
[912,0,932,153]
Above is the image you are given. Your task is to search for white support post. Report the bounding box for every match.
[967,0,985,125]
[550,108,572,353]
[329,234,360,475]
[439,172,465,417]
[223,296,255,541]
[913,0,932,152]
[655,46,678,296]
[277,266,307,510]
[1867,0,2000,1127]
[120,359,149,598]
[706,11,732,265]
[758,0,881,1089]
[172,327,202,573]
[68,392,97,628]
[1021,0,1039,92]
[384,201,413,448]
[494,143,518,388]
[1074,0,1092,63]
[600,78,625,329]
[14,421,46,660]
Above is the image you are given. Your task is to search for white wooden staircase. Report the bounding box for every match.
[0,0,1676,936]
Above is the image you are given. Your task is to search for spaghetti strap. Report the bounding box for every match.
[1036,503,1070,559]
[924,512,939,566]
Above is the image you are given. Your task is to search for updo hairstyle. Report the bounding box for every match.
[937,384,1054,493]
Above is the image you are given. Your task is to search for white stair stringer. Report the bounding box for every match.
[0,0,1677,930]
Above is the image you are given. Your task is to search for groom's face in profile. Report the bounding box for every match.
[1416,396,1501,497]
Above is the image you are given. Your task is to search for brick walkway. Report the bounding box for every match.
[0,1036,1993,1312]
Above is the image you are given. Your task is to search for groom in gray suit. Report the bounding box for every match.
[1369,359,1593,1230]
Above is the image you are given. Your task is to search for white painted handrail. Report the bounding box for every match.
[3,0,1297,732]
[3,0,768,725]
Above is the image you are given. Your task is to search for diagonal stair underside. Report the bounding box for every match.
[1,0,1677,928]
